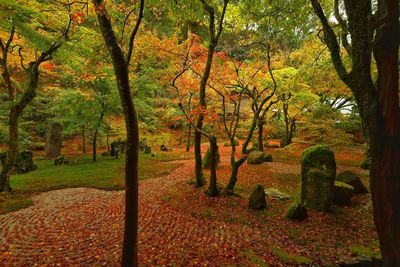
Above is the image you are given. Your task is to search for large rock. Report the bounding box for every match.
[247,151,265,164]
[300,145,336,212]
[336,171,368,194]
[333,181,355,206]
[14,150,37,173]
[45,122,62,158]
[249,184,267,210]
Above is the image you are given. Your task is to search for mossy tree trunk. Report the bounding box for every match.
[311,0,400,263]
[0,24,66,192]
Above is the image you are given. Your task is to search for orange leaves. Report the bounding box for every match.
[71,12,85,25]
[42,63,55,72]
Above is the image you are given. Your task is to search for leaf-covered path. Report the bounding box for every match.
[0,159,257,266]
[0,152,376,266]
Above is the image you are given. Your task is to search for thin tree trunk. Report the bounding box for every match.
[92,111,104,162]
[82,124,87,154]
[205,137,219,196]
[225,158,246,192]
[257,120,264,151]
[93,1,143,265]
[186,124,192,152]
[0,111,18,192]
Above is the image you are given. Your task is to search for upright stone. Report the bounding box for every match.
[45,122,62,158]
[249,184,267,210]
[300,145,336,212]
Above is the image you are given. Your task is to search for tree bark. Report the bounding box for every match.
[257,120,264,151]
[45,122,62,159]
[92,111,104,162]
[186,124,192,152]
[93,0,143,265]
[311,0,400,264]
[205,137,219,196]
[82,124,87,154]
[369,1,400,263]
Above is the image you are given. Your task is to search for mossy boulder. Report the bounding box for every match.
[285,203,307,220]
[247,151,265,164]
[333,181,354,206]
[336,171,368,194]
[202,148,220,169]
[264,154,273,162]
[300,145,336,212]
[54,156,65,166]
[249,184,267,210]
[14,150,37,173]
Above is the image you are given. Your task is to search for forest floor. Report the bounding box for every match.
[0,141,379,266]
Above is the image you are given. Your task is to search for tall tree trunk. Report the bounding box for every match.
[186,124,192,152]
[205,137,219,196]
[311,0,400,263]
[82,124,87,154]
[257,120,264,151]
[369,2,400,263]
[194,129,205,186]
[225,157,246,192]
[0,110,18,192]
[93,1,144,265]
[92,111,104,162]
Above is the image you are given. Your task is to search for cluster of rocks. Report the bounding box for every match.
[246,144,369,223]
[299,145,368,212]
[54,156,77,166]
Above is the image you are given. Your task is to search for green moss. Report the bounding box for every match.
[285,202,307,220]
[240,250,268,267]
[271,247,311,265]
[349,243,381,260]
[334,181,354,190]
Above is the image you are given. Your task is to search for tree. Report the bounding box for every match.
[191,0,229,190]
[310,0,400,264]
[0,0,73,192]
[92,0,144,265]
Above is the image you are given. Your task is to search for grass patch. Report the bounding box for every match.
[240,249,268,267]
[0,154,182,214]
[349,240,381,260]
[271,246,311,265]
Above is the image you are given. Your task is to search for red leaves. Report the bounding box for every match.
[71,12,85,25]
[42,63,55,72]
